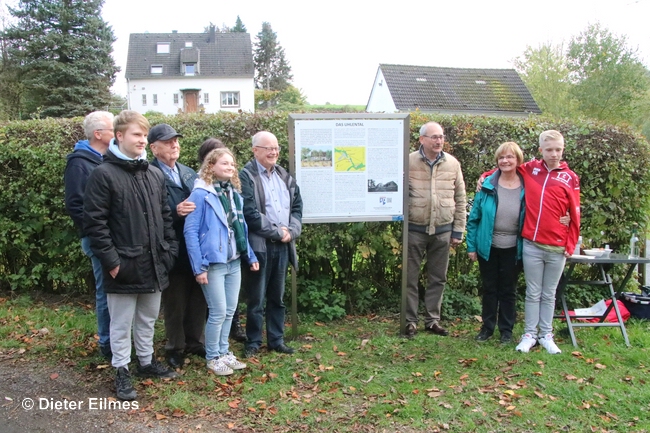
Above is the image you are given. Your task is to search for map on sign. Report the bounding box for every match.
[334,147,366,172]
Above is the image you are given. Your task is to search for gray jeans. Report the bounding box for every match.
[405,230,451,326]
[107,291,162,368]
[522,240,566,337]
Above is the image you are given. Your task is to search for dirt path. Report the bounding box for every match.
[0,355,228,433]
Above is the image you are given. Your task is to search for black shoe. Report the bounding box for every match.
[230,322,247,342]
[475,328,493,342]
[244,346,259,358]
[270,343,295,354]
[166,350,184,369]
[405,323,417,338]
[185,346,206,358]
[99,344,112,361]
[115,367,137,401]
[425,323,449,336]
[136,359,179,379]
[500,332,513,344]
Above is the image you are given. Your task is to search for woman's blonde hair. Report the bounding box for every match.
[495,141,524,165]
[199,148,241,191]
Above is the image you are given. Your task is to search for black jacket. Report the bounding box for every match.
[83,149,178,294]
[64,141,102,237]
[150,158,198,273]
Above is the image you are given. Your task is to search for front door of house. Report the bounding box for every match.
[183,90,199,113]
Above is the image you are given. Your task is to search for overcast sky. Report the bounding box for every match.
[80,0,650,105]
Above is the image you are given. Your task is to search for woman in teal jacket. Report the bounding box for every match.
[467,142,525,344]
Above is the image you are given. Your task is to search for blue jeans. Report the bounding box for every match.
[81,236,110,349]
[245,242,289,350]
[201,259,241,360]
[522,240,566,337]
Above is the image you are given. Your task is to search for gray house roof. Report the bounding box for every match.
[378,64,541,115]
[125,30,254,79]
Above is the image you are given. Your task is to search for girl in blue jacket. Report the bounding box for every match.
[184,148,259,375]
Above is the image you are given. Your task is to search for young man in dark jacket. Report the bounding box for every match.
[149,124,207,369]
[83,111,179,401]
[64,111,114,360]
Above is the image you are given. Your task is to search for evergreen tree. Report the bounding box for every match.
[232,16,247,33]
[1,0,118,118]
[253,22,292,92]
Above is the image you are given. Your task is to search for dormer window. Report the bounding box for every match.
[150,65,163,74]
[185,63,196,76]
[185,41,193,48]
[157,43,170,54]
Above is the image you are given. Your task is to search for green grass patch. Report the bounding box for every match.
[1,293,650,432]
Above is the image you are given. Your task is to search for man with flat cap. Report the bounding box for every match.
[149,124,207,368]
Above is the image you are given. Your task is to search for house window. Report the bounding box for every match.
[173,93,179,104]
[184,63,195,76]
[150,65,163,74]
[157,43,170,54]
[185,41,193,48]
[153,94,158,105]
[204,93,209,104]
[142,94,147,106]
[221,91,240,107]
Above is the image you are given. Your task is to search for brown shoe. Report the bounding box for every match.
[405,323,417,338]
[425,323,449,336]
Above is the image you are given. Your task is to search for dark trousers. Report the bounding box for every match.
[244,241,289,350]
[477,246,520,335]
[162,267,207,353]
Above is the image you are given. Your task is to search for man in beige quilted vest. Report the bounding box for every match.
[405,122,466,338]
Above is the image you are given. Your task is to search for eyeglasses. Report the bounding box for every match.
[255,146,281,153]
[422,134,445,140]
[498,155,517,161]
[95,129,112,132]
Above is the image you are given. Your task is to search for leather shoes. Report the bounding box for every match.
[270,343,295,354]
[425,323,449,336]
[166,351,184,369]
[230,323,247,342]
[405,323,417,338]
[185,346,206,358]
[244,346,259,358]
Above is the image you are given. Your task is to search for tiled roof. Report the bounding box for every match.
[379,64,541,114]
[126,32,254,79]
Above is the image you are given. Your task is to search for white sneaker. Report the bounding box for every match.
[207,357,233,376]
[515,333,537,353]
[538,333,562,354]
[221,351,247,370]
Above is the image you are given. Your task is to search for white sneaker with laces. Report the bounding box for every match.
[221,351,247,370]
[207,357,233,376]
[538,333,562,354]
[515,333,537,353]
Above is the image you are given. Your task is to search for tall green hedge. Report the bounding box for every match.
[1,112,649,319]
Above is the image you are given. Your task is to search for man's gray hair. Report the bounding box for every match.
[83,111,114,140]
[419,122,443,136]
[252,130,275,147]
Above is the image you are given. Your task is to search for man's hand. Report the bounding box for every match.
[559,211,570,226]
[195,272,208,285]
[250,262,260,272]
[176,199,196,217]
[280,227,292,243]
[468,252,477,261]
[109,266,120,279]
[450,238,462,248]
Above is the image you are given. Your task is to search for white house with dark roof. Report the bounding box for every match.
[366,64,541,116]
[125,27,255,114]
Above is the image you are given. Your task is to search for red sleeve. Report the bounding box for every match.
[565,173,581,255]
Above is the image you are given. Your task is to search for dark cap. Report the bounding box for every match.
[148,124,183,144]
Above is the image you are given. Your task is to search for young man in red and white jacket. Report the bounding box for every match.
[515,130,580,354]
[481,130,580,354]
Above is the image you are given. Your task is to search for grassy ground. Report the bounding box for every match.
[1,292,649,432]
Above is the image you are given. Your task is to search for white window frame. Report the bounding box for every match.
[203,93,209,104]
[220,91,240,108]
[156,43,170,54]
[153,94,158,106]
[184,63,195,76]
[150,65,163,74]
[142,94,147,106]
[173,93,179,104]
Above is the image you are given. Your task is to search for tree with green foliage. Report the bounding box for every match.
[232,15,247,33]
[513,43,576,118]
[1,0,119,119]
[253,22,293,93]
[567,23,650,125]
